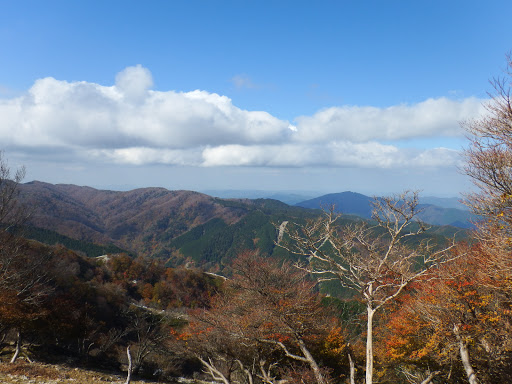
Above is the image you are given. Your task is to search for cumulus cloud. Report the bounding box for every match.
[0,66,290,149]
[0,66,485,170]
[115,64,153,103]
[293,97,486,143]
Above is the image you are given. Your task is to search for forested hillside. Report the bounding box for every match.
[19,181,259,261]
[17,182,466,274]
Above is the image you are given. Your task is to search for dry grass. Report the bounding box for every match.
[0,361,161,384]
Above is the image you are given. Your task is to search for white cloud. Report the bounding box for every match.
[91,147,203,166]
[202,144,310,167]
[0,66,485,170]
[200,142,460,169]
[0,66,290,149]
[115,64,153,103]
[410,147,462,167]
[293,97,486,143]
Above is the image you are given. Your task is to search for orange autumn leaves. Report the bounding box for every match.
[382,241,512,376]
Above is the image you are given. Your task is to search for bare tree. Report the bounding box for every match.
[180,252,337,384]
[0,152,52,362]
[463,54,512,233]
[125,306,169,377]
[0,152,31,295]
[278,191,456,384]
[0,151,26,230]
[459,53,512,383]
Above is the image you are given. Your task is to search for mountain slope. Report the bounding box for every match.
[296,191,477,228]
[296,191,373,217]
[19,182,317,267]
[18,182,468,271]
[20,181,250,257]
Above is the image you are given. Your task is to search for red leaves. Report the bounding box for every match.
[266,332,291,343]
[181,251,339,383]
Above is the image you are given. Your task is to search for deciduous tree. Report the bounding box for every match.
[125,306,170,376]
[0,153,53,362]
[278,191,456,384]
[464,54,512,235]
[178,251,339,384]
[382,238,512,383]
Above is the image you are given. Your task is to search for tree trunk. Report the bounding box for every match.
[236,360,254,384]
[10,330,21,363]
[259,360,275,384]
[125,346,132,384]
[365,306,375,384]
[454,325,478,384]
[347,346,356,384]
[297,338,326,384]
[197,356,231,384]
[420,371,441,384]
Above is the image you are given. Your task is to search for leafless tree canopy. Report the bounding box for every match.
[181,252,337,384]
[279,191,453,309]
[0,152,52,363]
[277,190,457,384]
[0,152,26,230]
[463,54,512,231]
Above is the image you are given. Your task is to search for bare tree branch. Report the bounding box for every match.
[277,190,457,384]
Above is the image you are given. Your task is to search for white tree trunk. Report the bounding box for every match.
[197,356,231,384]
[258,360,278,384]
[365,306,375,384]
[236,359,254,384]
[10,330,21,363]
[297,338,326,384]
[347,347,356,384]
[125,345,132,384]
[454,325,478,384]
[420,371,441,384]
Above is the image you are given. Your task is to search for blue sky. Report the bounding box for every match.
[1,1,511,197]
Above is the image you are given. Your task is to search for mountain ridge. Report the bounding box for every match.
[20,181,250,256]
[18,182,470,270]
[295,191,476,228]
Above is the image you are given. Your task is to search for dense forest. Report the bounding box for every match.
[2,60,512,384]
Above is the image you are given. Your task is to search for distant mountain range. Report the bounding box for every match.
[17,182,471,271]
[202,189,469,211]
[295,191,476,228]
[201,189,318,205]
